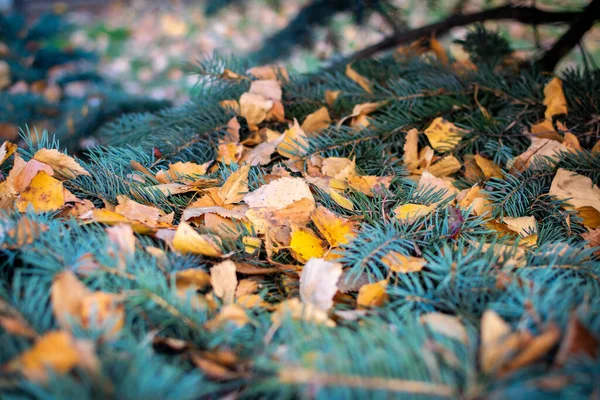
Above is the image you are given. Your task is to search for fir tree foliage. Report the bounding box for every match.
[1,26,600,399]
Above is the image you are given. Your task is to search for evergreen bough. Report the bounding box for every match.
[1,25,600,400]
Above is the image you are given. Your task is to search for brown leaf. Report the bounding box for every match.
[301,107,331,134]
[345,64,372,93]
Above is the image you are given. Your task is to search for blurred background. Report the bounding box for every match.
[3,0,597,105]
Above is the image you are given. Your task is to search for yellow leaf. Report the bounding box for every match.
[577,206,600,229]
[357,280,388,309]
[175,268,211,293]
[33,149,89,179]
[210,260,238,305]
[345,64,372,93]
[78,292,124,337]
[329,188,354,211]
[427,155,462,177]
[300,258,343,311]
[205,304,249,330]
[289,226,326,263]
[12,331,81,382]
[156,161,209,184]
[324,90,340,106]
[543,77,568,119]
[474,155,503,179]
[218,164,251,205]
[394,203,435,223]
[403,128,420,171]
[51,271,91,330]
[512,137,566,171]
[381,252,426,273]
[242,236,262,254]
[16,171,65,212]
[347,175,392,196]
[173,222,222,257]
[277,120,309,159]
[424,117,463,151]
[311,206,355,247]
[217,142,243,165]
[301,107,331,134]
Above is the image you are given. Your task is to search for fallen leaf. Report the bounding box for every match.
[242,236,261,255]
[247,65,289,82]
[474,155,503,179]
[394,203,435,223]
[543,77,568,119]
[549,169,600,218]
[417,171,457,203]
[427,155,462,177]
[324,90,340,106]
[289,226,326,263]
[16,171,65,212]
[301,107,331,134]
[555,314,598,366]
[421,312,468,344]
[424,117,463,151]
[277,120,309,159]
[512,137,566,171]
[311,206,355,247]
[239,93,273,126]
[382,252,426,273]
[501,324,560,373]
[357,280,388,308]
[173,222,222,257]
[403,128,420,171]
[219,164,251,205]
[210,260,238,305]
[156,161,209,184]
[205,304,249,330]
[272,298,335,327]
[6,331,81,382]
[300,258,343,311]
[115,195,163,227]
[345,64,372,93]
[33,149,89,179]
[329,188,354,211]
[175,268,211,294]
[244,176,314,210]
[502,216,538,237]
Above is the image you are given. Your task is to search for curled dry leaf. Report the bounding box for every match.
[32,149,89,179]
[173,222,222,257]
[345,64,372,93]
[382,252,426,273]
[301,107,331,134]
[543,77,568,119]
[300,258,343,311]
[219,164,251,205]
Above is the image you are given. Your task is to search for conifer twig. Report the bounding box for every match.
[347,4,585,62]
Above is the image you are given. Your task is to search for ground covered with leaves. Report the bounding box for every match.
[1,33,600,398]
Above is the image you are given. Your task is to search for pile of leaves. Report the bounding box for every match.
[1,31,600,398]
